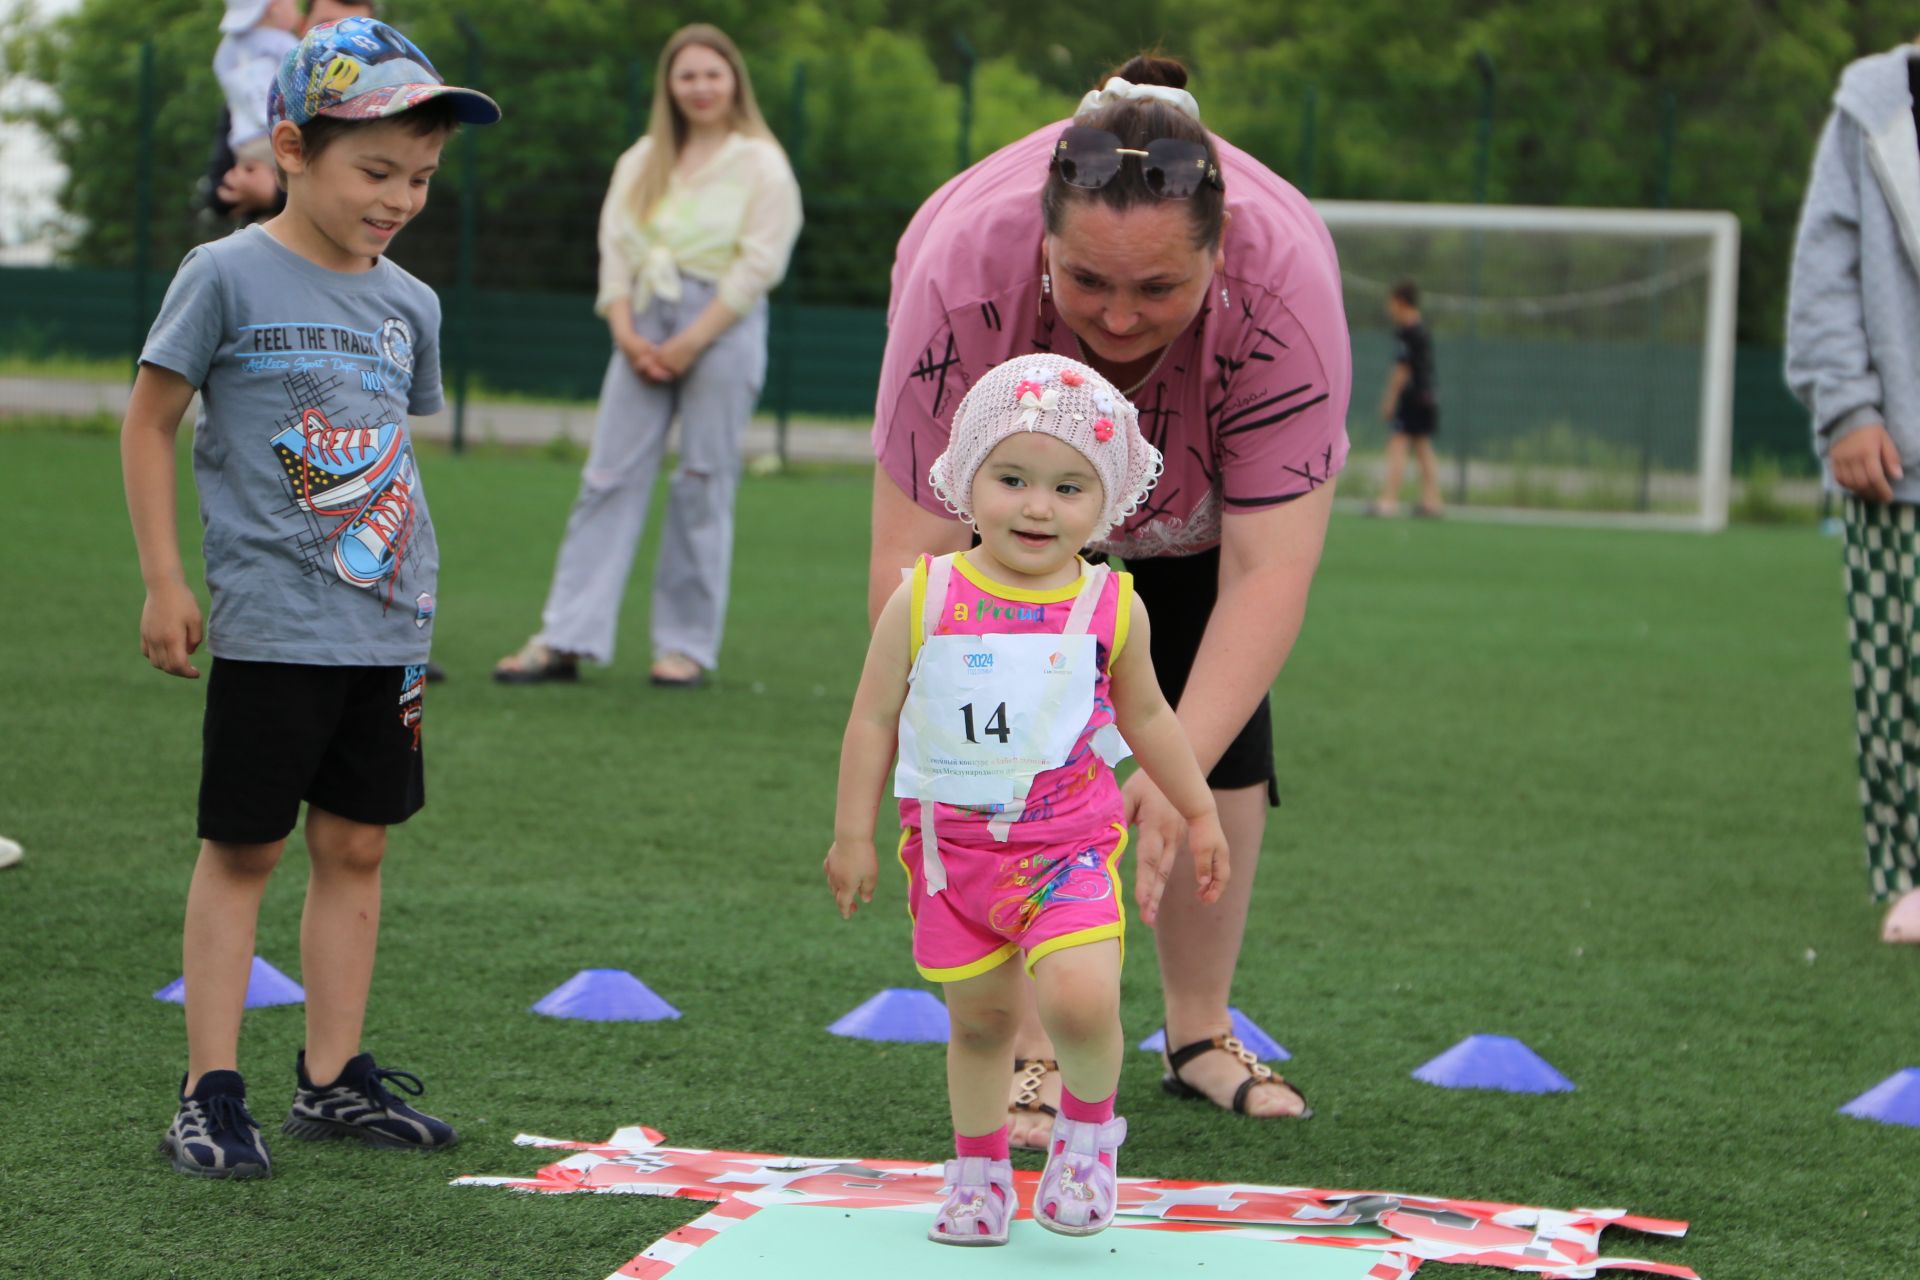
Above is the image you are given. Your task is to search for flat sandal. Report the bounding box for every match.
[1162,1032,1312,1118]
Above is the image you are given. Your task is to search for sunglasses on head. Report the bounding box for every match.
[1050,125,1224,199]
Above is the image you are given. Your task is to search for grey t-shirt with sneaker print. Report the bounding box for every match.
[142,224,444,666]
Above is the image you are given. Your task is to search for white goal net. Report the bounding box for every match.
[1315,200,1740,531]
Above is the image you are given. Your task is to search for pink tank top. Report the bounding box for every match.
[899,552,1132,845]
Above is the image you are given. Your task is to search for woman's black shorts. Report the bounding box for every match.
[1121,547,1280,806]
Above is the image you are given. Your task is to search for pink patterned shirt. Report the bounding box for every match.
[873,122,1352,560]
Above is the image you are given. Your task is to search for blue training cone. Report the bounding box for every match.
[1840,1068,1920,1127]
[828,988,949,1043]
[1412,1034,1574,1093]
[153,956,305,1007]
[1138,1008,1290,1060]
[532,969,681,1022]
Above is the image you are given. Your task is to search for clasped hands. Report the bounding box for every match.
[618,331,698,384]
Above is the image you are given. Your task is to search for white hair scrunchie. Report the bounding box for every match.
[1074,75,1201,124]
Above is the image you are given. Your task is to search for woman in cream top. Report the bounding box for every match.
[497,24,801,688]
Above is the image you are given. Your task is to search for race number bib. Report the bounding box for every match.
[895,631,1098,809]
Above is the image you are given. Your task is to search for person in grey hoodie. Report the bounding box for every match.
[1787,40,1920,944]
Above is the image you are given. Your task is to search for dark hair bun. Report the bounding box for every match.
[1106,54,1187,90]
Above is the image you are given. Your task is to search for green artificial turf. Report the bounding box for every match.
[0,431,1912,1279]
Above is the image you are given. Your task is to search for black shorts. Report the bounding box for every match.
[1117,547,1280,807]
[1393,402,1438,438]
[198,659,427,844]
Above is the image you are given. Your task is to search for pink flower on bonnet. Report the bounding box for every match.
[928,353,1164,542]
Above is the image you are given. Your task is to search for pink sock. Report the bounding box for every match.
[955,1126,1010,1160]
[1059,1087,1115,1124]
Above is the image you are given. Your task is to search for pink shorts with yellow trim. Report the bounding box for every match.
[897,821,1128,982]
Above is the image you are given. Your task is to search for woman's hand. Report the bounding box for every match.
[616,332,655,377]
[1125,770,1186,925]
[642,332,702,382]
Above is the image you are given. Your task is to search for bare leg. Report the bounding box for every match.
[1414,437,1443,513]
[1030,940,1123,1109]
[1884,888,1920,943]
[944,960,1025,1138]
[299,806,386,1086]
[1154,783,1305,1116]
[1375,433,1408,514]
[183,838,286,1092]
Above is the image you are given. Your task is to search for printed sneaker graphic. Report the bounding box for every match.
[273,408,405,514]
[329,450,416,591]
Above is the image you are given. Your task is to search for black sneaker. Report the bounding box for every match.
[158,1070,272,1179]
[282,1051,458,1151]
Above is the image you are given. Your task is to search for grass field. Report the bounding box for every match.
[1,429,1912,1279]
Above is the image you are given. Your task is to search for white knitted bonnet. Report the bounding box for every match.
[929,353,1164,542]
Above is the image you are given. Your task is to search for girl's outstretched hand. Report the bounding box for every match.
[1185,810,1230,905]
[1125,771,1186,925]
[824,839,877,919]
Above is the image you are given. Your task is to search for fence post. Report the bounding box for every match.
[1456,50,1496,505]
[451,16,484,455]
[1294,83,1317,196]
[1635,88,1679,512]
[131,40,155,371]
[954,33,975,173]
[772,62,807,466]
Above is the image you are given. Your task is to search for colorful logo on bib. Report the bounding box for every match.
[1047,651,1066,671]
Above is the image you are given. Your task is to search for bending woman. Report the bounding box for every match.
[868,55,1349,1144]
[497,24,801,688]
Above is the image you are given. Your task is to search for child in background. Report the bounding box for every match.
[122,18,498,1178]
[1372,279,1443,518]
[825,354,1229,1245]
[213,0,301,180]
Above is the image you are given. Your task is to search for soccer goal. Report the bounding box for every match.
[1314,200,1740,531]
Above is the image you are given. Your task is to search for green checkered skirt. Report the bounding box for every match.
[1844,496,1920,900]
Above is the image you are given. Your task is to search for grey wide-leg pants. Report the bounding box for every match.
[535,278,767,668]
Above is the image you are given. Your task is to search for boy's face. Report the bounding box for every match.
[275,118,446,270]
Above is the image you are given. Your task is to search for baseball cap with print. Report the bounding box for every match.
[268,17,501,130]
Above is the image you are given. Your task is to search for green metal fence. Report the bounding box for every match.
[0,35,1822,476]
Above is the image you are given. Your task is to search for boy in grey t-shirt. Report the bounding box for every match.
[122,17,498,1180]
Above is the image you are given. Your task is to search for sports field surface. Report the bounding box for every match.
[1,429,1911,1279]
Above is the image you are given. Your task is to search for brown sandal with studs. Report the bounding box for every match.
[1162,1033,1312,1118]
[1007,1056,1060,1145]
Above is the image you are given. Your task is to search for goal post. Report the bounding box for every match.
[1313,200,1741,531]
